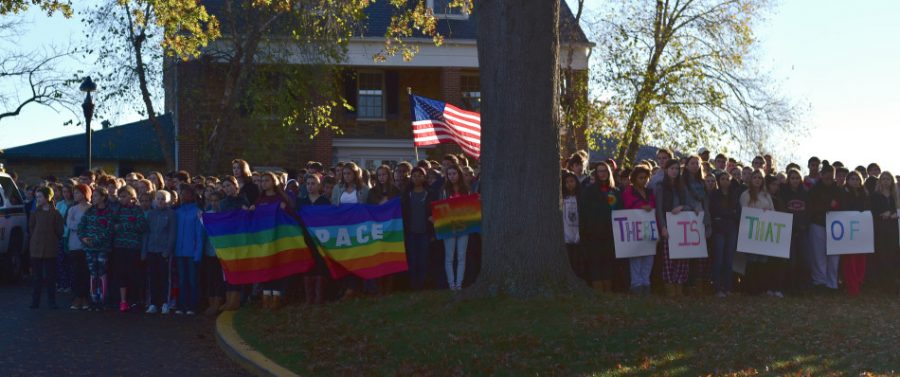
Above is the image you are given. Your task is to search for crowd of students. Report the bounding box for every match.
[14,147,900,313]
[562,148,900,298]
[16,154,480,313]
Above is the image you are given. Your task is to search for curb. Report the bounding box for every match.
[215,311,300,377]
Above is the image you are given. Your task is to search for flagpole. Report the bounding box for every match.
[408,87,420,162]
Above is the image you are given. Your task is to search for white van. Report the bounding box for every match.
[0,172,26,282]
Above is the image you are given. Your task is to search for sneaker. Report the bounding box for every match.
[715,292,727,298]
[145,305,158,314]
[119,302,129,312]
[161,303,170,315]
[185,310,196,315]
[773,291,784,298]
[80,304,90,310]
[175,310,184,315]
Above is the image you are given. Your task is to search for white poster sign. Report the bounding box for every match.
[611,209,659,258]
[826,211,874,255]
[665,211,707,259]
[736,207,793,259]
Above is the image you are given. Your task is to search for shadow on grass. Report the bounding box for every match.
[234,291,900,376]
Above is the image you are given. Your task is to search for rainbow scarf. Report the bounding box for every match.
[300,198,407,279]
[203,203,314,284]
[431,194,482,240]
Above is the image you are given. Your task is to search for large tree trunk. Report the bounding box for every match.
[469,0,584,298]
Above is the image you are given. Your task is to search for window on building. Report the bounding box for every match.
[460,74,481,112]
[357,72,385,120]
[427,0,469,20]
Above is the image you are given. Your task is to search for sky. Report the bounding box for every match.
[2,0,900,173]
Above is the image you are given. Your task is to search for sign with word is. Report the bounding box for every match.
[826,211,874,255]
[665,211,707,259]
[611,209,659,258]
[736,207,793,259]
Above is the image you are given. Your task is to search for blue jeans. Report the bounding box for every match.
[629,255,653,288]
[176,257,198,311]
[712,225,738,293]
[406,232,430,290]
[444,235,469,289]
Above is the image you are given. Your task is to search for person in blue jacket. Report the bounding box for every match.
[174,184,204,315]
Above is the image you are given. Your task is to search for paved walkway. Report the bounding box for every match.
[0,282,249,376]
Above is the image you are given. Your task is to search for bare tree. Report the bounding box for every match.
[590,0,801,164]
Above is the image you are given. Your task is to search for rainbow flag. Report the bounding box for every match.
[431,194,482,240]
[299,198,407,280]
[202,203,314,284]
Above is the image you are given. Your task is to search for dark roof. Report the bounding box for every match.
[0,114,174,162]
[203,0,590,44]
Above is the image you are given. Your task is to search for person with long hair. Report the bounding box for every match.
[217,176,248,311]
[55,183,75,294]
[579,161,620,293]
[66,184,92,310]
[869,171,899,293]
[365,165,401,294]
[561,169,586,284]
[622,165,655,295]
[709,171,740,297]
[781,168,810,292]
[739,169,777,296]
[232,159,260,206]
[255,172,296,309]
[441,163,470,291]
[654,159,689,296]
[402,167,436,291]
[681,155,712,294]
[840,171,870,296]
[331,162,370,205]
[28,186,64,309]
[299,174,331,303]
[808,164,842,292]
[142,190,176,314]
[110,186,148,312]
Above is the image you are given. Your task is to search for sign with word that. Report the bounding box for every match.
[665,211,707,259]
[611,209,659,258]
[736,207,793,259]
[826,211,874,255]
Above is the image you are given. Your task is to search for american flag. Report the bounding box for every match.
[410,94,481,159]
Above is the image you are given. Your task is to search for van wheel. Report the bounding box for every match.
[1,229,23,283]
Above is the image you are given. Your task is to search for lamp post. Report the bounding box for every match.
[80,77,97,174]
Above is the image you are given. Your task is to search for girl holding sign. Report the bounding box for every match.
[579,161,620,293]
[681,156,712,294]
[654,159,689,296]
[739,169,779,297]
[839,171,870,296]
[870,171,899,292]
[710,171,741,297]
[623,165,655,296]
[781,168,810,292]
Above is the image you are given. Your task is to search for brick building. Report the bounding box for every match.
[165,1,592,174]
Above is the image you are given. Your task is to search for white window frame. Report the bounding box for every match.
[460,74,481,112]
[427,0,469,20]
[356,70,386,121]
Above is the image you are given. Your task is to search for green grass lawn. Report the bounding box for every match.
[234,291,900,376]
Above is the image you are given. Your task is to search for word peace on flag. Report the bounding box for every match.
[665,211,707,259]
[610,209,658,259]
[826,211,874,255]
[431,194,482,241]
[737,207,793,259]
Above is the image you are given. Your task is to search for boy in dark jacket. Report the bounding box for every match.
[807,165,842,291]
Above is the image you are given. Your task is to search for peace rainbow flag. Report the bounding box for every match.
[203,203,314,284]
[300,198,407,280]
[431,194,482,240]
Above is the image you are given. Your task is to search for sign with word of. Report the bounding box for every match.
[611,209,658,258]
[665,211,707,259]
[826,211,874,255]
[736,207,793,259]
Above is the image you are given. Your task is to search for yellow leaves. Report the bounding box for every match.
[0,0,72,17]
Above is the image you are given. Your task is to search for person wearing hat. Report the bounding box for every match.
[698,148,711,162]
[66,184,93,309]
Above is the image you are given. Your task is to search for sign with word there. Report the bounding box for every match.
[611,209,659,258]
[736,207,793,259]
[665,211,707,259]
[826,211,874,255]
